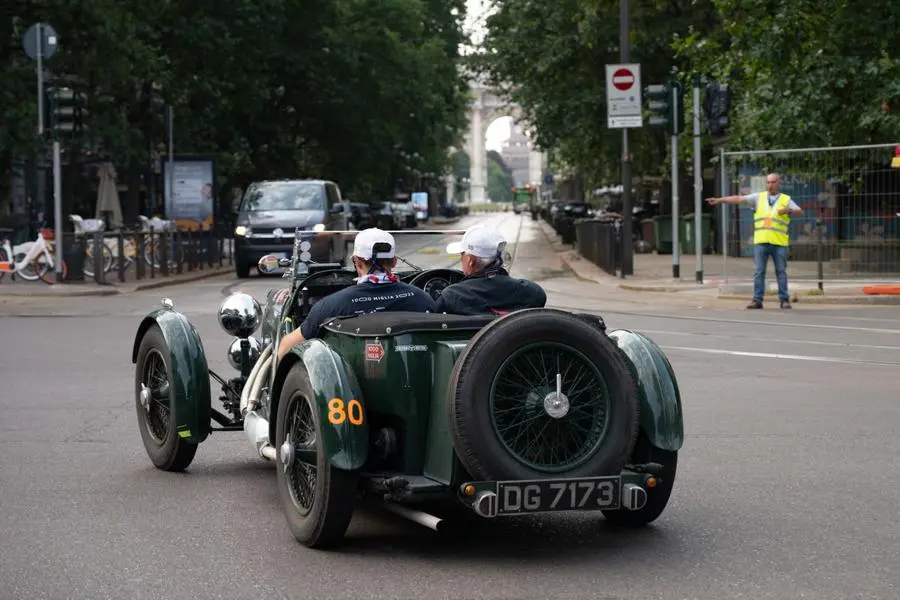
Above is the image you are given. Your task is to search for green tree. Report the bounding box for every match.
[673,0,900,149]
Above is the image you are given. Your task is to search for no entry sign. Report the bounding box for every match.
[612,68,635,90]
[606,63,643,129]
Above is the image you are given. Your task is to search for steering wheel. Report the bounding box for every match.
[408,268,465,301]
[290,268,359,317]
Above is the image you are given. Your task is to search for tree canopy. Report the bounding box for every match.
[471,0,900,189]
[0,0,472,216]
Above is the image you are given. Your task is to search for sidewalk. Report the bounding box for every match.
[537,220,900,306]
[0,264,233,298]
[0,221,462,299]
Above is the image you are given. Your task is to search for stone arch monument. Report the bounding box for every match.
[446,76,548,205]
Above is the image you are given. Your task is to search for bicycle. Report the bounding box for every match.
[69,215,115,278]
[0,227,67,284]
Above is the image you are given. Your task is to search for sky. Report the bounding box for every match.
[465,0,511,152]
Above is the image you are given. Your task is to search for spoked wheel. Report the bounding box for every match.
[490,342,612,472]
[134,325,198,471]
[449,309,641,480]
[275,363,358,548]
[37,257,67,284]
[13,252,43,281]
[602,432,678,527]
[84,242,113,278]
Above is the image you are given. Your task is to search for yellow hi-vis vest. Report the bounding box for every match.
[753,192,791,246]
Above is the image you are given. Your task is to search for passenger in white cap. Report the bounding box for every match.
[437,225,546,316]
[277,228,436,359]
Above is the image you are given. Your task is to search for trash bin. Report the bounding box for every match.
[63,235,86,282]
[653,215,675,254]
[680,212,712,254]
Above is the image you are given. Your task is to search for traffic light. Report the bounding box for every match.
[703,83,731,136]
[47,87,89,137]
[644,78,684,135]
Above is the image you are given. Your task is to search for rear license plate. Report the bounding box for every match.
[497,476,621,514]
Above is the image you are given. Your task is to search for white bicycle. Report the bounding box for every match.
[0,227,65,283]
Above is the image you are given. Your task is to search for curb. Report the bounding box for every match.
[618,284,711,293]
[128,267,233,292]
[0,287,121,298]
[716,293,900,305]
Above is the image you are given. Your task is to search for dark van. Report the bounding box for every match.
[232,179,353,277]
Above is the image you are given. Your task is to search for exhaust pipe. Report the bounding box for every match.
[381,503,445,532]
[243,410,275,461]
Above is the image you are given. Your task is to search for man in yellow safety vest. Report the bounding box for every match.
[706,173,803,309]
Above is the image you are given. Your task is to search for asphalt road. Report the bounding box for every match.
[1,213,898,600]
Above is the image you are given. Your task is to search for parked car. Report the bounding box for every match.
[347,202,377,230]
[232,179,353,277]
[369,202,405,229]
[391,201,417,228]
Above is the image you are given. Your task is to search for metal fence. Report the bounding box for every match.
[0,224,234,286]
[718,143,900,285]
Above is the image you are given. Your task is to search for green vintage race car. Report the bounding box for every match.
[131,228,684,548]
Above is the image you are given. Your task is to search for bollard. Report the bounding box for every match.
[117,233,125,283]
[136,232,146,280]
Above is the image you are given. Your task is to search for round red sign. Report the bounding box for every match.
[612,68,634,91]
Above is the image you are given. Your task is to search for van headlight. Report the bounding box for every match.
[312,223,326,232]
[235,225,251,237]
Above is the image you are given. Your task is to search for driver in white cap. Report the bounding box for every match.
[277,228,436,359]
[436,225,546,316]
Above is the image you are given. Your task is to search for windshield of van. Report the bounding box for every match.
[240,181,326,211]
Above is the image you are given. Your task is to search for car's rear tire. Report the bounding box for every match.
[602,432,677,527]
[275,362,358,548]
[448,309,640,481]
[134,325,199,472]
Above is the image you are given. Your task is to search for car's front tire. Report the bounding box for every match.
[134,325,199,472]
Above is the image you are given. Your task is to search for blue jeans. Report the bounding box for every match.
[753,243,789,303]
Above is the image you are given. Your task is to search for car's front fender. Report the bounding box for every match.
[272,338,368,470]
[132,307,211,444]
[608,329,684,452]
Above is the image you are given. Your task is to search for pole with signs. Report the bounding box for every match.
[47,86,86,283]
[23,23,58,135]
[619,0,633,278]
[692,73,703,283]
[645,77,684,279]
[167,105,175,215]
[605,55,642,278]
[671,86,680,279]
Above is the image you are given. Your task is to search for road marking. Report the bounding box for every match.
[638,328,900,352]
[662,345,900,367]
[564,307,900,335]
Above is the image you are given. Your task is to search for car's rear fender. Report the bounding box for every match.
[607,329,684,452]
[271,338,368,470]
[132,308,212,444]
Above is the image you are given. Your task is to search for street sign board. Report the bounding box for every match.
[606,63,643,129]
[23,23,58,60]
[543,174,554,185]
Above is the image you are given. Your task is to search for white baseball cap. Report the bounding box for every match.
[446,226,507,259]
[352,228,396,260]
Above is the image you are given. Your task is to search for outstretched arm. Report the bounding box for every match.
[706,194,749,205]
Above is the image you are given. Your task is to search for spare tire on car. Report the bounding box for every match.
[448,308,640,481]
